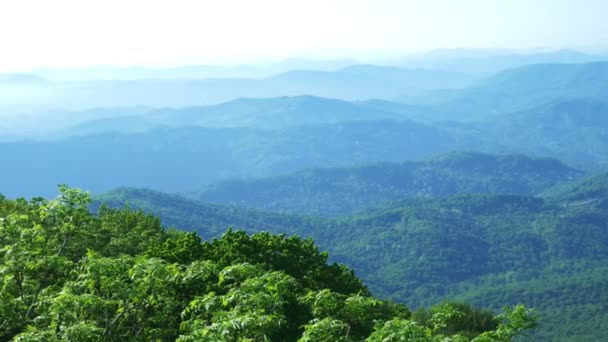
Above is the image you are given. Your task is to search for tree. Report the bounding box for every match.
[1,186,539,341]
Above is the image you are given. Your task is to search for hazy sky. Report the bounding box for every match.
[1,0,607,71]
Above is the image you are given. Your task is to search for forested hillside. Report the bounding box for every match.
[190,152,580,216]
[0,187,537,341]
[541,172,608,209]
[338,193,608,341]
[95,172,608,341]
[95,187,321,237]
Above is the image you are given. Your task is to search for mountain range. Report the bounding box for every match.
[3,50,608,341]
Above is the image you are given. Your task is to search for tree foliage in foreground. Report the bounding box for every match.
[0,187,537,341]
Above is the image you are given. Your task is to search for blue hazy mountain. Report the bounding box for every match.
[266,65,475,98]
[61,96,410,136]
[2,94,607,198]
[3,59,607,141]
[396,48,607,75]
[150,95,409,128]
[188,152,580,216]
[459,98,608,169]
[32,58,358,81]
[0,64,478,111]
[423,62,608,120]
[0,120,476,198]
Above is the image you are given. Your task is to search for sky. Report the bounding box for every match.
[1,0,607,71]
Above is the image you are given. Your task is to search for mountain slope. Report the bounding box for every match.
[431,62,608,120]
[149,95,407,129]
[190,152,581,216]
[94,187,320,238]
[59,96,408,136]
[541,171,608,207]
[462,98,608,169]
[2,187,541,341]
[0,119,476,198]
[96,180,608,341]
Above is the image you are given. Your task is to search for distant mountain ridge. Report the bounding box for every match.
[2,61,608,197]
[458,97,608,169]
[0,63,478,111]
[189,152,581,216]
[28,58,359,80]
[149,95,407,129]
[0,120,472,198]
[4,60,608,142]
[396,48,607,75]
[438,62,608,117]
[3,94,607,198]
[60,95,411,136]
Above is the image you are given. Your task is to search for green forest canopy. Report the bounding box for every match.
[94,177,608,341]
[0,186,537,341]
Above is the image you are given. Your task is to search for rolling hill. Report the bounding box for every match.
[434,62,608,119]
[93,187,320,238]
[94,171,608,341]
[189,152,581,216]
[18,96,425,139]
[144,95,407,130]
[541,171,608,206]
[0,119,475,198]
[461,98,608,169]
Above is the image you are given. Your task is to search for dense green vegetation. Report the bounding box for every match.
[190,152,580,216]
[334,192,608,341]
[0,186,537,341]
[94,187,321,237]
[452,265,608,341]
[95,171,608,341]
[541,171,608,205]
